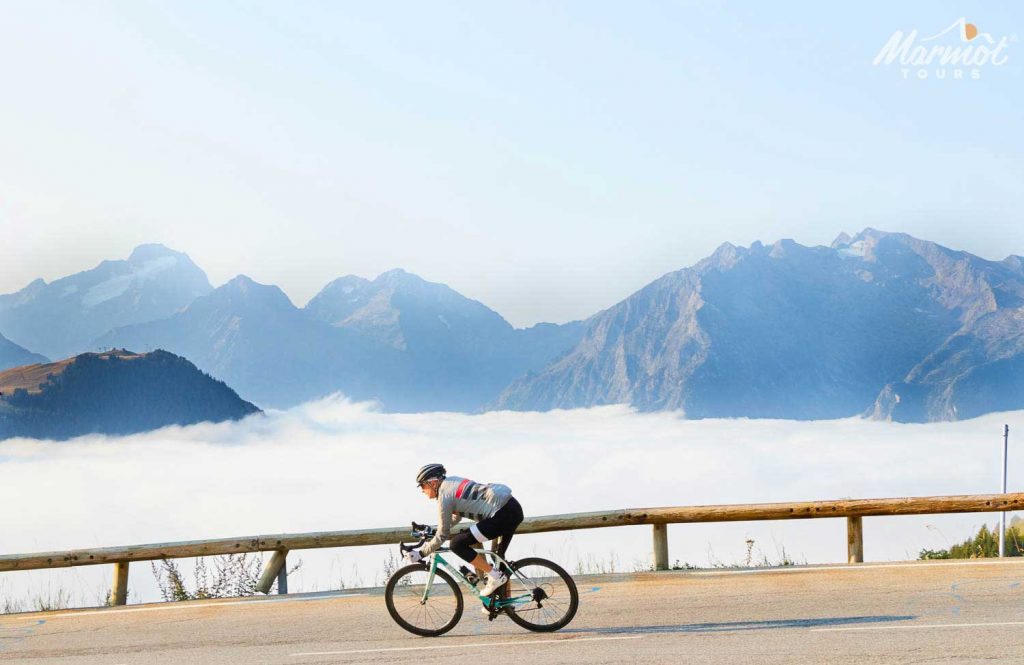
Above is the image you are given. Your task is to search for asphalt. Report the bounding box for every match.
[3,559,1024,664]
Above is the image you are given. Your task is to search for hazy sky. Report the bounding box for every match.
[1,2,1021,326]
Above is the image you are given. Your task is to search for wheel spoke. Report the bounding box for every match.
[503,558,578,632]
[385,566,463,636]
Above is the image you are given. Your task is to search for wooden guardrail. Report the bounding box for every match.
[1,492,1021,606]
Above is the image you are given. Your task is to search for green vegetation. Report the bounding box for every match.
[919,517,1024,560]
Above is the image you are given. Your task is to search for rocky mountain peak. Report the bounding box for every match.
[214,275,295,310]
[324,275,372,294]
[1004,255,1024,274]
[768,238,800,259]
[0,245,213,359]
[706,242,743,269]
[374,268,438,293]
[830,232,853,248]
[128,243,181,264]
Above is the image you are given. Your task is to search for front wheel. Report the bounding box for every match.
[502,557,578,632]
[385,564,464,636]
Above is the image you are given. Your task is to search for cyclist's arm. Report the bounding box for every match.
[420,494,454,556]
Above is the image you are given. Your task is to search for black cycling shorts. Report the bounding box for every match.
[450,496,524,564]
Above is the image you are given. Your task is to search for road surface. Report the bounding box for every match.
[2,559,1024,664]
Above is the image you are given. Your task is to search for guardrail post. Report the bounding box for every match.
[847,516,863,563]
[277,554,288,595]
[256,550,288,594]
[112,562,129,606]
[653,524,669,571]
[1000,424,1009,557]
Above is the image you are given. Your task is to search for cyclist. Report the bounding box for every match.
[404,463,524,597]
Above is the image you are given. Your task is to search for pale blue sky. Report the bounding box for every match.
[1,1,1021,326]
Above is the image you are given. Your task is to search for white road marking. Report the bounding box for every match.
[37,592,366,620]
[811,620,1024,632]
[689,559,1024,577]
[291,635,644,656]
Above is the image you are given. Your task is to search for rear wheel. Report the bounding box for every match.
[385,564,464,636]
[502,557,578,632]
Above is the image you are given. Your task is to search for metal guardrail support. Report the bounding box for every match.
[653,524,669,571]
[276,554,288,595]
[847,516,864,563]
[256,550,288,595]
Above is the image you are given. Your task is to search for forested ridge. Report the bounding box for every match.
[0,350,260,440]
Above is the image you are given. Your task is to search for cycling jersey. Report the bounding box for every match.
[420,476,512,556]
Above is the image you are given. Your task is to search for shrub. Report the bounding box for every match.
[150,553,301,601]
[918,521,1024,560]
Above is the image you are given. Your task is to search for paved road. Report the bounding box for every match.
[3,559,1024,664]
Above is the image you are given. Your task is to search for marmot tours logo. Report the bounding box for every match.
[873,17,1014,80]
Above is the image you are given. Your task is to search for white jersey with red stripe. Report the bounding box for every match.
[419,476,512,556]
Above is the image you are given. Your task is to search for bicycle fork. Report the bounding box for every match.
[419,558,439,605]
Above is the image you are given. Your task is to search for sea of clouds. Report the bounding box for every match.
[1,397,1021,608]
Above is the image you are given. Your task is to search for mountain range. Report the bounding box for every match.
[0,244,212,360]
[303,269,584,411]
[93,267,582,410]
[2,229,1023,422]
[497,229,1024,422]
[0,332,47,371]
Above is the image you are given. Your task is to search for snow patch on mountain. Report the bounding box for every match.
[82,256,179,308]
[838,240,867,259]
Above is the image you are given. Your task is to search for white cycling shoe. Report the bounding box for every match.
[478,569,507,596]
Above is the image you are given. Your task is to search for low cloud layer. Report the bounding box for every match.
[1,398,1021,607]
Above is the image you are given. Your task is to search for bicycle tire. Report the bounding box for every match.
[385,564,464,637]
[502,557,578,632]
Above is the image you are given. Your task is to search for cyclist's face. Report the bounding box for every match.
[420,479,439,499]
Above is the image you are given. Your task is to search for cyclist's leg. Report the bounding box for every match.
[470,497,524,582]
[490,498,524,598]
[495,533,511,561]
[476,497,524,554]
[494,497,524,562]
[449,530,478,564]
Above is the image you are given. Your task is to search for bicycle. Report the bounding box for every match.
[384,522,579,637]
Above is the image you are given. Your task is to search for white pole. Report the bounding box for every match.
[1000,424,1009,557]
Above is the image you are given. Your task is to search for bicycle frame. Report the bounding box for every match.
[420,548,536,610]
